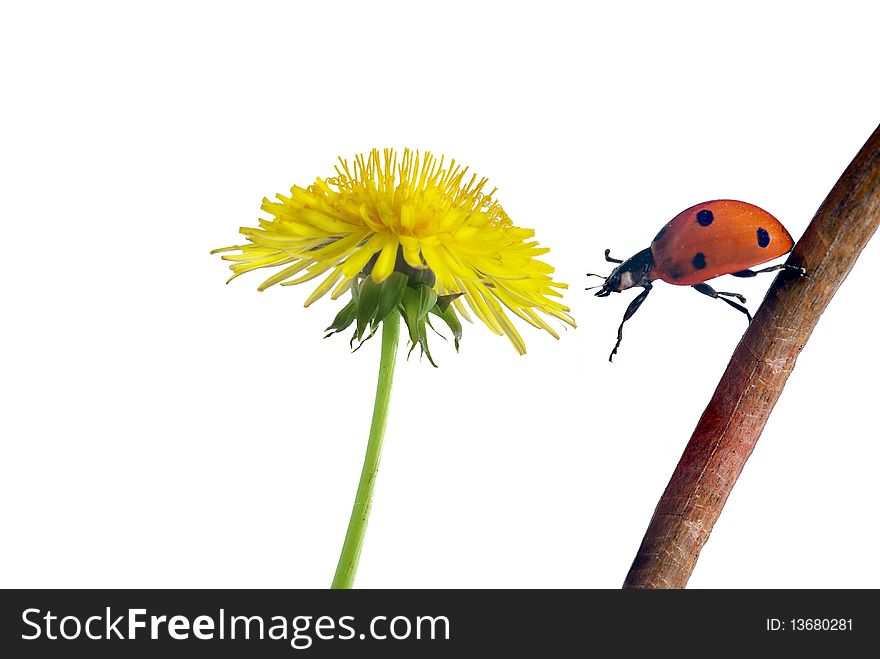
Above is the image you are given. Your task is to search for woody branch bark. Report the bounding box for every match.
[623,123,880,589]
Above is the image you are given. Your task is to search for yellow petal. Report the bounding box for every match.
[340,234,384,278]
[257,260,310,291]
[304,269,343,307]
[370,236,399,283]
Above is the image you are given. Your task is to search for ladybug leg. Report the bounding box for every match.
[752,263,811,278]
[692,283,752,322]
[609,284,652,362]
[715,291,747,303]
[604,249,624,264]
[731,264,808,278]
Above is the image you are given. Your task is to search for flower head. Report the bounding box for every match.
[214,148,574,356]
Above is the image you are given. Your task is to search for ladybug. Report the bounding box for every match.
[589,200,806,361]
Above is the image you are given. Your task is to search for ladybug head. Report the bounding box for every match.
[594,247,654,297]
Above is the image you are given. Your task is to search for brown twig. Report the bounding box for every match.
[623,123,880,589]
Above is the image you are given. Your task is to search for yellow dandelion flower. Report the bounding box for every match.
[213,148,574,354]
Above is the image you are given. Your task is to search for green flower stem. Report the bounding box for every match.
[331,312,400,589]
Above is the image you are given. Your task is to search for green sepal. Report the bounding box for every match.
[372,272,409,331]
[356,278,382,341]
[400,284,435,331]
[417,317,437,367]
[429,302,462,351]
[403,316,436,367]
[416,285,438,319]
[398,284,444,367]
[350,328,377,352]
[324,296,359,338]
[407,266,436,289]
[435,292,463,313]
[400,286,423,346]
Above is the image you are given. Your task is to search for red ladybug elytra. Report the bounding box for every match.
[589,200,806,361]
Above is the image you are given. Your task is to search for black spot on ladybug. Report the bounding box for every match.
[669,270,682,280]
[653,224,669,242]
[696,210,714,226]
[757,227,771,248]
[692,252,707,270]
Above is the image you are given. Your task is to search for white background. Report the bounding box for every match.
[2,1,879,589]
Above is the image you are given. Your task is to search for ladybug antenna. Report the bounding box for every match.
[584,272,608,291]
